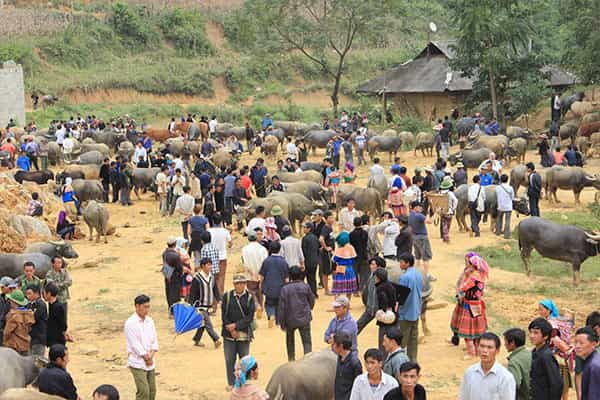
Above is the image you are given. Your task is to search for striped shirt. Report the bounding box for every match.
[201,243,221,274]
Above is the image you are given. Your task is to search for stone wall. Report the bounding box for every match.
[0,61,26,127]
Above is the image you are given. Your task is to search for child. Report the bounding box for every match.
[3,289,35,355]
[27,192,43,217]
[188,257,221,348]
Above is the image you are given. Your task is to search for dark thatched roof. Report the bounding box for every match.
[357,40,577,95]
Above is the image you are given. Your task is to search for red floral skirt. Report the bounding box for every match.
[450,300,487,339]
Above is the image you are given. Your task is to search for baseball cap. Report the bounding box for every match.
[332,295,350,308]
[247,230,257,240]
[233,273,248,284]
[166,237,177,245]
[0,276,13,287]
[311,209,323,216]
[303,221,314,230]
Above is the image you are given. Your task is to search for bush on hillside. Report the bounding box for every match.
[158,8,214,57]
[397,114,430,134]
[109,2,158,48]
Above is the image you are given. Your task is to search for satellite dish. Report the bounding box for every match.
[429,22,438,33]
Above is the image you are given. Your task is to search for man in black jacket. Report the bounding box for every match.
[301,222,321,297]
[38,344,79,400]
[99,158,110,203]
[222,273,255,390]
[25,284,47,356]
[528,317,563,400]
[162,237,183,316]
[109,161,120,203]
[395,216,413,260]
[43,282,68,348]
[188,258,221,349]
[349,217,369,293]
[526,162,542,217]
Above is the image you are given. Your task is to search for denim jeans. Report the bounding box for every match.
[223,340,250,386]
[285,325,312,361]
[496,211,512,238]
[469,208,481,236]
[192,310,220,343]
[440,142,450,160]
[158,194,168,216]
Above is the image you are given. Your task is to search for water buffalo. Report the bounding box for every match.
[79,142,110,157]
[559,123,578,143]
[577,121,600,138]
[561,91,584,118]
[78,150,104,165]
[414,132,434,157]
[544,166,600,203]
[14,170,54,185]
[72,179,103,202]
[303,130,337,153]
[454,184,529,232]
[163,139,200,158]
[518,216,599,285]
[117,141,135,161]
[506,138,528,164]
[509,164,548,198]
[295,123,321,137]
[0,348,43,393]
[83,200,109,243]
[261,135,280,156]
[506,126,534,142]
[335,185,383,216]
[0,389,63,400]
[243,193,319,232]
[222,126,246,141]
[273,120,303,137]
[208,149,236,171]
[367,174,389,199]
[299,161,322,172]
[0,253,53,279]
[63,164,100,180]
[47,142,61,165]
[282,181,326,203]
[24,240,78,260]
[88,130,126,151]
[264,128,286,149]
[399,131,414,149]
[448,148,492,169]
[55,170,84,185]
[131,167,160,199]
[456,117,477,137]
[575,136,591,156]
[582,112,600,125]
[215,123,234,136]
[275,170,321,184]
[266,350,337,400]
[465,132,509,158]
[367,136,402,161]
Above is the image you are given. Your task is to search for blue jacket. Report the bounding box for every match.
[262,118,273,130]
[397,266,423,321]
[38,363,78,400]
[16,156,30,171]
[324,312,358,353]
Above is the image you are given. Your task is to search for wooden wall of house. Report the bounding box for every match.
[392,92,466,122]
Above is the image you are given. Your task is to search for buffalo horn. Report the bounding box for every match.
[584,232,600,241]
[48,239,65,246]
[585,175,596,181]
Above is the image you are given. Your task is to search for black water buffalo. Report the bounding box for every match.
[0,253,53,279]
[14,170,54,185]
[55,170,84,185]
[303,130,337,152]
[130,167,160,199]
[0,348,43,393]
[24,240,79,260]
[518,216,599,285]
[544,166,600,203]
[88,129,126,151]
[456,117,477,137]
[299,161,322,172]
[454,184,529,232]
[448,148,492,169]
[367,136,402,161]
[266,350,337,400]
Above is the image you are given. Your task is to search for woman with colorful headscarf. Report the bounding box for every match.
[538,299,575,400]
[450,252,489,358]
[175,237,193,298]
[343,162,356,183]
[331,232,358,299]
[230,355,269,400]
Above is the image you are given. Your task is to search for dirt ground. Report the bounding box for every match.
[61,145,599,400]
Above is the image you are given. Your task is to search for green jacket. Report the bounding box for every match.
[507,346,532,400]
[16,275,42,291]
[45,269,72,303]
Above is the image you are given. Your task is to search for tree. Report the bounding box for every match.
[562,0,600,85]
[507,73,548,128]
[249,0,393,117]
[447,0,541,119]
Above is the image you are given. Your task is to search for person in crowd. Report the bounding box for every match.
[538,134,554,167]
[382,327,409,380]
[26,192,43,217]
[319,211,335,296]
[575,326,600,400]
[349,348,398,400]
[467,175,485,237]
[0,277,16,345]
[387,187,405,218]
[270,206,290,236]
[188,257,221,348]
[503,328,531,400]
[397,253,422,362]
[16,261,42,290]
[395,215,412,260]
[250,158,268,198]
[268,176,284,194]
[110,161,120,204]
[349,217,369,293]
[118,163,133,206]
[355,127,367,166]
[459,332,516,400]
[259,241,289,327]
[334,331,363,400]
[203,184,216,224]
[357,256,386,334]
[208,213,232,295]
[453,162,467,187]
[174,186,195,241]
[301,221,321,297]
[230,355,269,400]
[528,317,563,400]
[93,384,120,400]
[169,168,186,215]
[61,177,82,215]
[125,294,158,400]
[162,237,183,316]
[2,289,34,355]
[44,282,69,348]
[99,158,111,203]
[495,174,514,238]
[383,361,427,400]
[222,273,256,392]
[277,265,315,361]
[439,177,457,243]
[374,212,399,260]
[340,198,361,232]
[564,145,578,167]
[374,268,398,351]
[241,230,268,318]
[331,232,358,299]
[526,162,542,216]
[45,256,72,316]
[450,253,489,359]
[325,295,358,355]
[187,205,209,262]
[280,225,305,270]
[25,284,47,357]
[38,344,80,400]
[16,150,31,171]
[408,201,432,277]
[575,311,600,399]
[343,162,356,184]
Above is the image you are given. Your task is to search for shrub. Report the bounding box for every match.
[397,114,430,134]
[109,2,157,48]
[158,8,214,57]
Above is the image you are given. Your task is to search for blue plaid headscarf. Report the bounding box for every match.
[539,299,559,318]
[234,355,257,388]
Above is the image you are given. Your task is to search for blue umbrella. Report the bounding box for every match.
[172,302,203,335]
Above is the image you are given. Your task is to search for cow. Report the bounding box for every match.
[517,216,600,285]
[266,350,337,400]
[82,201,109,243]
[24,240,78,261]
[0,253,53,279]
[544,166,600,203]
[13,170,54,185]
[0,348,44,393]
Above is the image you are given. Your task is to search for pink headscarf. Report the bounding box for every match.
[469,255,489,282]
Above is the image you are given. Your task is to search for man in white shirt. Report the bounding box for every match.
[125,294,159,400]
[495,174,514,239]
[208,213,232,295]
[339,198,362,232]
[55,125,66,147]
[477,152,503,174]
[286,137,298,161]
[246,205,267,235]
[62,135,74,164]
[370,157,385,177]
[174,186,195,241]
[167,118,176,134]
[208,115,218,138]
[169,169,186,215]
[155,166,169,216]
[134,141,147,165]
[467,175,486,237]
[241,230,268,316]
[355,128,367,166]
[280,225,305,270]
[459,332,516,400]
[374,212,399,260]
[350,348,398,400]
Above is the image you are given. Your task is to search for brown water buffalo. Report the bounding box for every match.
[559,123,578,143]
[261,135,280,156]
[275,170,322,183]
[242,192,320,232]
[506,138,528,164]
[509,164,548,197]
[335,184,383,216]
[544,166,600,203]
[208,149,237,171]
[578,121,600,138]
[414,132,434,157]
[266,350,337,400]
[145,127,178,142]
[367,135,402,161]
[399,131,414,149]
[83,200,109,243]
[465,132,509,158]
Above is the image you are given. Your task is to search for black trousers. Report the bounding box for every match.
[112,183,120,202]
[102,181,110,203]
[164,278,181,314]
[305,264,318,297]
[285,325,312,361]
[355,259,370,293]
[530,196,540,217]
[469,208,481,235]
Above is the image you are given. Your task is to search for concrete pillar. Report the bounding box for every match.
[0,61,26,127]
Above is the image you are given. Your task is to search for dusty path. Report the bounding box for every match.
[64,147,597,399]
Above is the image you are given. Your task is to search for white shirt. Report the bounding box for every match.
[175,193,195,222]
[134,146,147,162]
[168,121,176,132]
[459,361,516,400]
[208,226,231,260]
[340,207,362,232]
[441,190,458,215]
[349,372,398,400]
[62,138,74,153]
[241,242,268,281]
[467,183,486,213]
[286,142,298,160]
[375,220,399,257]
[155,172,167,195]
[209,119,218,133]
[370,164,385,177]
[280,236,304,267]
[55,128,65,145]
[124,313,159,371]
[246,217,266,235]
[173,157,185,172]
[495,183,514,212]
[171,175,186,196]
[478,159,503,173]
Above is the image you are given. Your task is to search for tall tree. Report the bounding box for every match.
[250,0,393,117]
[562,0,600,85]
[447,0,540,119]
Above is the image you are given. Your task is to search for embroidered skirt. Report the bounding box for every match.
[450,300,487,339]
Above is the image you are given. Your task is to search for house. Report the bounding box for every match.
[356,40,578,120]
